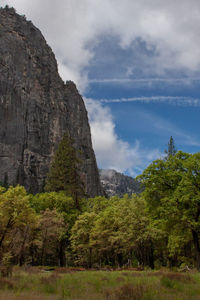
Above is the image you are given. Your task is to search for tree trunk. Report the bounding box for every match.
[41,230,47,265]
[59,239,66,267]
[148,242,155,269]
[117,253,123,268]
[192,230,200,270]
[0,217,13,248]
[29,245,35,266]
[88,248,92,268]
[19,227,29,266]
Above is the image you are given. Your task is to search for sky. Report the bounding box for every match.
[1,0,200,177]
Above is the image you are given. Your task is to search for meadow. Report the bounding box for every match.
[0,267,200,300]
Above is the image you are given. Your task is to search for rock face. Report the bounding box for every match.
[0,7,103,196]
[100,169,142,197]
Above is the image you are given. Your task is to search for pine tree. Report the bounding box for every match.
[45,133,85,208]
[164,136,177,159]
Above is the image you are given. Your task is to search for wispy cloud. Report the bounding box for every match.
[100,96,200,107]
[89,78,200,84]
[85,96,200,174]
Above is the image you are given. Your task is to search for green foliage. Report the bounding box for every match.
[71,212,96,267]
[0,185,36,247]
[0,185,73,267]
[86,196,111,213]
[29,191,81,229]
[164,136,177,159]
[45,132,85,208]
[0,185,37,266]
[138,151,200,269]
[1,150,200,270]
[160,276,176,289]
[38,208,67,265]
[29,191,84,266]
[71,194,158,268]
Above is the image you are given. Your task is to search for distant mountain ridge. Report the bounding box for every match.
[99,169,142,197]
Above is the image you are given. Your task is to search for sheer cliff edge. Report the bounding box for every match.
[0,7,103,197]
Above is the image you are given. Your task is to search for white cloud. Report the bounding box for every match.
[85,98,161,176]
[89,78,200,85]
[1,0,200,91]
[100,96,200,107]
[85,97,200,174]
[1,1,200,174]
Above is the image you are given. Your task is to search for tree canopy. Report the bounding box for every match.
[138,151,200,270]
[45,132,85,208]
[164,136,177,159]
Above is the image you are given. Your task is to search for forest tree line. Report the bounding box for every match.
[0,135,200,271]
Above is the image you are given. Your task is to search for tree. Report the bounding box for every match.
[38,208,66,266]
[29,191,83,266]
[0,185,37,265]
[138,151,200,270]
[172,153,200,269]
[90,195,157,268]
[45,132,85,209]
[164,136,177,159]
[71,212,96,268]
[71,195,158,268]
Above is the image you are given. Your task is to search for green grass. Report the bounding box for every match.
[0,267,200,299]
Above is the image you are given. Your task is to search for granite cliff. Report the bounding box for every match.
[0,6,103,196]
[100,169,142,197]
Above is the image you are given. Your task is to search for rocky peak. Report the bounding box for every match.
[100,169,142,197]
[0,7,103,196]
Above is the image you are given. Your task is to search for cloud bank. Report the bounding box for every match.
[85,98,161,176]
[1,0,199,175]
[2,0,200,90]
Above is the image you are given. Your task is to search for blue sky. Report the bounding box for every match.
[85,76,200,175]
[2,0,200,176]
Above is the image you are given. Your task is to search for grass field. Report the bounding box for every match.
[0,267,200,299]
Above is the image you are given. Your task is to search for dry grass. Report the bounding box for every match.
[54,266,86,273]
[116,276,125,282]
[0,291,60,300]
[0,268,199,299]
[0,277,15,289]
[122,272,143,277]
[40,273,60,285]
[161,272,194,283]
[104,283,145,300]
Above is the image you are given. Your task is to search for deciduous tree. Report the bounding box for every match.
[138,151,200,269]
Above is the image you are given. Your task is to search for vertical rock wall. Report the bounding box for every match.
[0,7,103,196]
